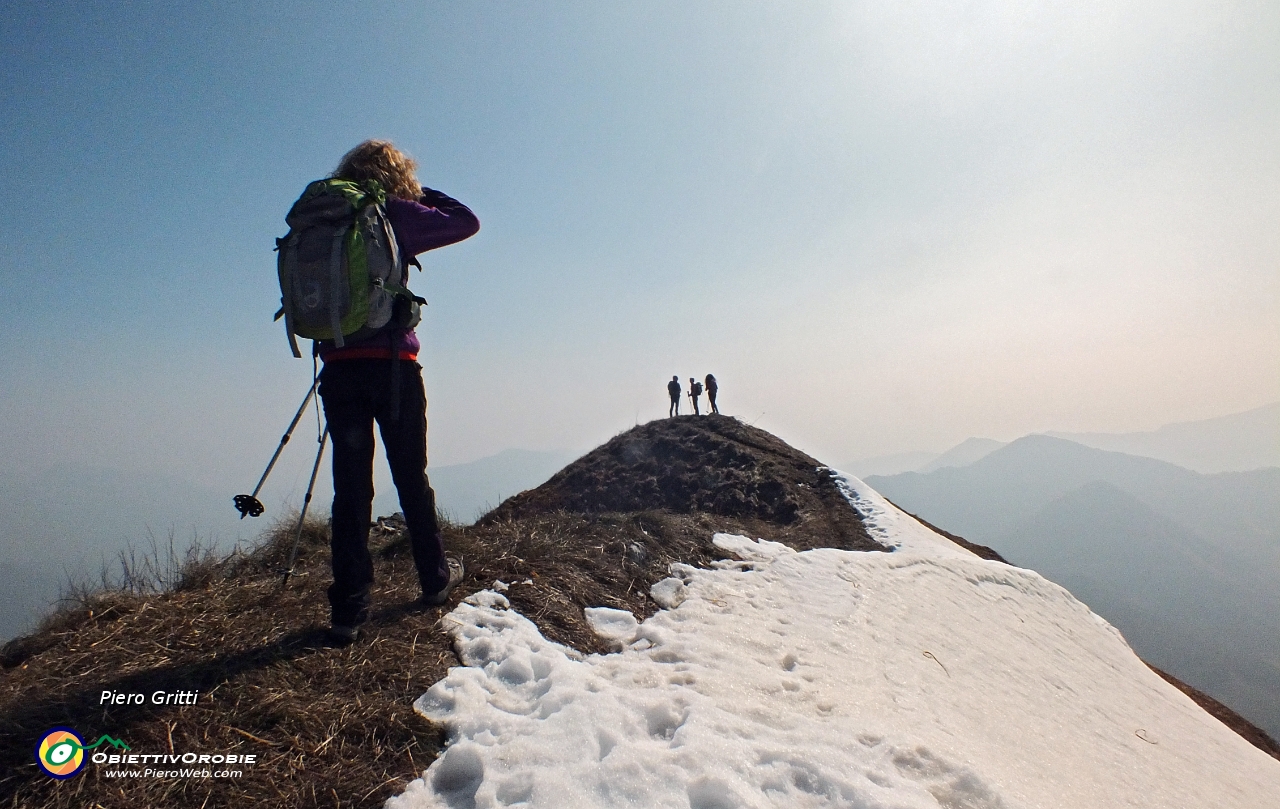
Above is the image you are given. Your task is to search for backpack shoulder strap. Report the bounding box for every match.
[327,227,346,348]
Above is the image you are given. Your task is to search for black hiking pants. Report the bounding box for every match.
[318,359,448,627]
[707,389,718,414]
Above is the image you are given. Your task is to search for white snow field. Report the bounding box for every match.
[389,472,1280,809]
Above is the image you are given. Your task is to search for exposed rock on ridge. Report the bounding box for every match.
[483,414,883,553]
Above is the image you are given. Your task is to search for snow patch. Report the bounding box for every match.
[824,467,975,557]
[391,522,1280,808]
[463,590,510,610]
[710,532,793,563]
[584,607,639,650]
[649,577,687,609]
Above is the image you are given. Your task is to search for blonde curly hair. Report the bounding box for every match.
[333,140,421,201]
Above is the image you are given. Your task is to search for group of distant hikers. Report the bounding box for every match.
[668,374,719,417]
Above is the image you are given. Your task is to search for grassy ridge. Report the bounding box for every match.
[5,417,1274,807]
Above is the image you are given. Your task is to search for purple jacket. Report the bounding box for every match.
[318,187,479,362]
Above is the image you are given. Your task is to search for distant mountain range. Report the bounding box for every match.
[0,464,242,641]
[917,437,1007,473]
[1049,402,1280,474]
[430,449,579,524]
[0,448,577,643]
[844,401,1279,478]
[866,434,1280,740]
[838,451,940,479]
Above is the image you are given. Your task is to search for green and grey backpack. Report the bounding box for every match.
[274,178,422,357]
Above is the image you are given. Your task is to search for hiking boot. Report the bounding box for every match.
[423,556,465,607]
[327,624,362,644]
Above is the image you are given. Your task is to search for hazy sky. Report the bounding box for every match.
[2,1,1277,524]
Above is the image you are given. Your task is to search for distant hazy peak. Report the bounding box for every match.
[974,433,1203,475]
[917,437,1007,473]
[1047,402,1280,474]
[433,448,579,470]
[840,438,1007,478]
[836,450,940,479]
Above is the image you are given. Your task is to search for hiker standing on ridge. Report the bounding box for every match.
[705,373,719,414]
[311,141,478,643]
[689,377,703,415]
[668,376,682,417]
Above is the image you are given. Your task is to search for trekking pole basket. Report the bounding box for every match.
[233,379,319,519]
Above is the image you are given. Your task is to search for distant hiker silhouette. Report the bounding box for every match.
[668,376,682,417]
[705,373,719,414]
[290,141,477,643]
[689,377,703,415]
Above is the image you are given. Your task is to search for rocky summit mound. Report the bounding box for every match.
[483,415,882,553]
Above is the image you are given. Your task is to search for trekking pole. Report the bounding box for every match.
[233,379,319,518]
[280,425,328,589]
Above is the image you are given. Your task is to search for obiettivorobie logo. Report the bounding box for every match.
[34,726,258,781]
[34,728,130,779]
